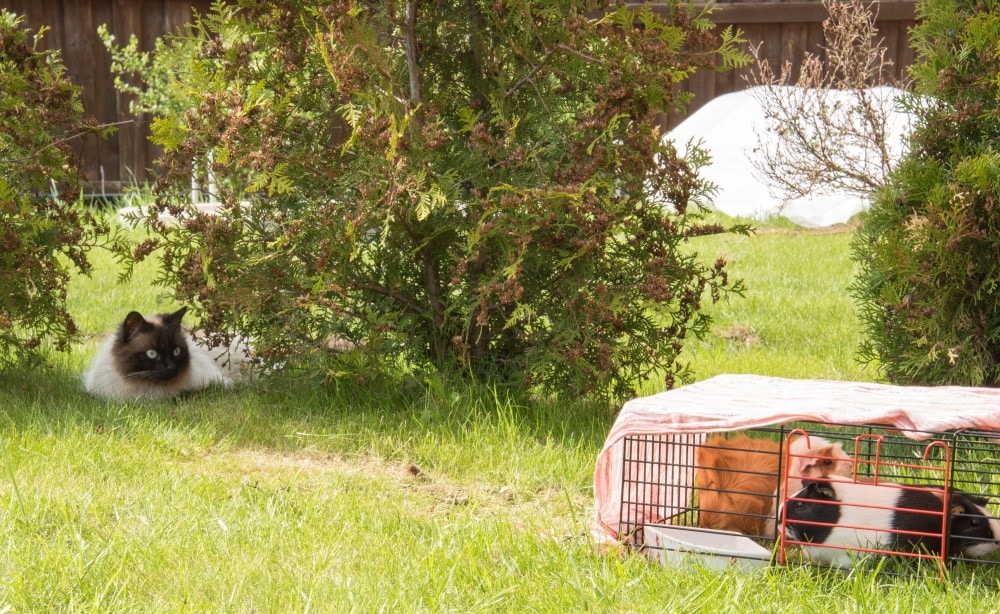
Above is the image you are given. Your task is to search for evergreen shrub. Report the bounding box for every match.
[112,0,750,400]
[0,11,110,368]
[852,0,1000,385]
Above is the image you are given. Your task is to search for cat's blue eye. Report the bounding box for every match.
[146,349,158,359]
[173,347,181,357]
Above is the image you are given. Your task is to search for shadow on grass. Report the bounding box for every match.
[0,353,617,460]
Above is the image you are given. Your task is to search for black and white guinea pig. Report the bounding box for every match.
[781,478,1000,567]
[949,491,1000,559]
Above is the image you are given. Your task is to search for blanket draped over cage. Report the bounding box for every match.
[592,374,1000,543]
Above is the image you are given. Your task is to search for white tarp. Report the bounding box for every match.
[664,86,916,227]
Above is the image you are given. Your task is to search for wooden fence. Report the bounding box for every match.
[1,0,212,194]
[658,1,918,128]
[1,0,917,194]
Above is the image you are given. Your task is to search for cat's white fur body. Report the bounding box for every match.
[82,313,249,401]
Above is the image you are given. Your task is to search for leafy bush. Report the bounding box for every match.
[0,10,110,368]
[851,0,1000,385]
[112,0,750,401]
[99,23,202,119]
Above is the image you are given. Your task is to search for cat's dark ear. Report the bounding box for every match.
[162,306,188,328]
[122,311,148,341]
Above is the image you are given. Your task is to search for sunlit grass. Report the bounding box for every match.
[680,215,876,384]
[3,210,997,611]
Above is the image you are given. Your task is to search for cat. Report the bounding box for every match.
[82,306,248,400]
[695,433,853,537]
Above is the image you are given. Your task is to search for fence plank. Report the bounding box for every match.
[90,0,119,194]
[1,0,921,191]
[111,0,146,188]
[61,0,103,185]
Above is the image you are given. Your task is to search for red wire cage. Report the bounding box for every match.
[619,423,1000,579]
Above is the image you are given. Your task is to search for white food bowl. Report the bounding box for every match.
[643,525,772,572]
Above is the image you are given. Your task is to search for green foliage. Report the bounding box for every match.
[0,10,111,368]
[851,0,1000,384]
[98,22,201,119]
[110,0,751,401]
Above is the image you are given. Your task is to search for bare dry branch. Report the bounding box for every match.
[744,0,912,206]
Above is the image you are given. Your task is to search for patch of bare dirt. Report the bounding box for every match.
[227,448,589,537]
[718,324,761,348]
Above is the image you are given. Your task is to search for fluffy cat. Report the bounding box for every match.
[82,306,248,400]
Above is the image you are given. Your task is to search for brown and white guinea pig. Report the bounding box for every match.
[696,433,852,537]
[762,434,854,538]
[781,478,1000,567]
[782,434,854,489]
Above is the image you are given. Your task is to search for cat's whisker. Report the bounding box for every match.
[123,370,156,381]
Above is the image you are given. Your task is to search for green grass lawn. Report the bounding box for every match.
[3,212,999,612]
[679,218,875,385]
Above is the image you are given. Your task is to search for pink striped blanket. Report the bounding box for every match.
[592,374,1000,543]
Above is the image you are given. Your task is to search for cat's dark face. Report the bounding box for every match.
[112,307,191,383]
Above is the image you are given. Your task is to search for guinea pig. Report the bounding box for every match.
[696,434,780,536]
[948,492,1000,559]
[781,478,1000,567]
[783,434,854,487]
[762,434,853,539]
[697,433,852,538]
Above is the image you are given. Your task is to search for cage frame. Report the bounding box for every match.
[618,421,1000,578]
